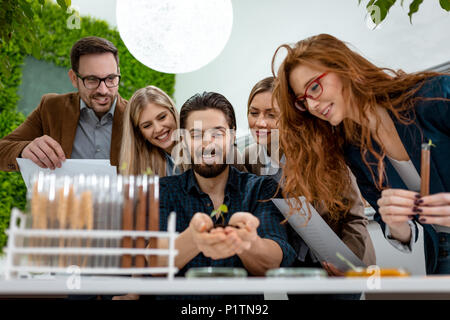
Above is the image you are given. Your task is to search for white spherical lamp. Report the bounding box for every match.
[116,0,233,74]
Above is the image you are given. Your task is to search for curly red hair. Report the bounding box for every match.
[272,33,444,221]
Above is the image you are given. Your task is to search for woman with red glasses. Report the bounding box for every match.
[272,33,450,275]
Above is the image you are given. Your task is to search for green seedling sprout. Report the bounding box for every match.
[428,139,436,148]
[210,204,228,225]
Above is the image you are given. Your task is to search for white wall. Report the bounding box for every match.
[368,221,426,275]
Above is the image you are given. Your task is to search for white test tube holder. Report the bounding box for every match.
[3,208,179,280]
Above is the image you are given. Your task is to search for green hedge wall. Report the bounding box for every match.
[0,1,175,252]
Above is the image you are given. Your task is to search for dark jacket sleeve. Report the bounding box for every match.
[347,158,421,244]
[415,75,450,136]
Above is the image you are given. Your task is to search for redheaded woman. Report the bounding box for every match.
[273,33,450,274]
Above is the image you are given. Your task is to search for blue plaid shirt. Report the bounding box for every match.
[159,166,296,276]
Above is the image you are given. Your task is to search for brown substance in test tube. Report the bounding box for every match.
[30,183,39,266]
[57,187,68,267]
[135,184,147,268]
[30,182,48,266]
[80,191,94,267]
[420,143,430,196]
[121,184,133,268]
[68,192,80,266]
[31,182,40,230]
[46,196,58,267]
[148,177,159,267]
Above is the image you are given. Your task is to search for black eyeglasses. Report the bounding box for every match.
[75,72,121,90]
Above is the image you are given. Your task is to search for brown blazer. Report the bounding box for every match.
[244,143,376,266]
[314,171,376,266]
[0,92,127,172]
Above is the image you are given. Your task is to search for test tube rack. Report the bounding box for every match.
[3,208,179,280]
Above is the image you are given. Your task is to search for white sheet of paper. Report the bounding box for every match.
[272,197,366,271]
[16,158,117,191]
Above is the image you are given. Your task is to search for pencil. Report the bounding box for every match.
[420,143,430,196]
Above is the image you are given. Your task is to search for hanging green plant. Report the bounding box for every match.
[358,0,450,26]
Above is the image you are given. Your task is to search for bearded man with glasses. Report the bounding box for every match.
[0,36,127,171]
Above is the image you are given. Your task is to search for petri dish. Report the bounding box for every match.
[266,268,328,278]
[185,267,248,278]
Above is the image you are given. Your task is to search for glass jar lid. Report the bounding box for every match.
[266,268,328,278]
[186,267,248,278]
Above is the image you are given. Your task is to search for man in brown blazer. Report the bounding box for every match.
[0,36,127,172]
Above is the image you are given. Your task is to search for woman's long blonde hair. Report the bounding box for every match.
[120,85,179,176]
[272,33,444,221]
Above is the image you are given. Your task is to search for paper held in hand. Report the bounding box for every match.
[272,197,367,271]
[16,158,117,191]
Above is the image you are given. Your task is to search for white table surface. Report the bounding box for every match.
[0,275,450,295]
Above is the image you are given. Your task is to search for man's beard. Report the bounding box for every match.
[192,162,228,178]
[86,92,116,111]
[191,147,228,178]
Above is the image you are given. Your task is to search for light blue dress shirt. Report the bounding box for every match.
[71,98,117,159]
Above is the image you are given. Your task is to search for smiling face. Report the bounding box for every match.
[247,91,280,146]
[289,64,351,126]
[138,102,177,153]
[69,52,119,118]
[184,109,233,178]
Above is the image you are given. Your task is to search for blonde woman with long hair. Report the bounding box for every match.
[115,85,180,300]
[120,85,181,176]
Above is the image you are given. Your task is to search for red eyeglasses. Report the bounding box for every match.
[294,72,328,111]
